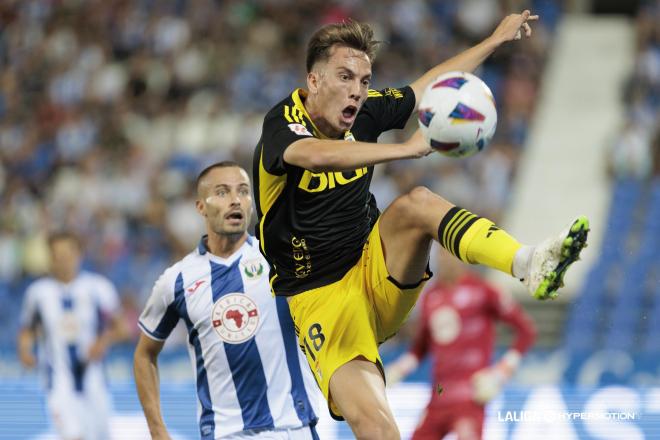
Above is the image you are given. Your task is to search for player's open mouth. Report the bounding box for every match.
[226,212,243,221]
[341,105,357,120]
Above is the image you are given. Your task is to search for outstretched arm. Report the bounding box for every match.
[134,334,171,440]
[283,130,431,172]
[410,10,539,108]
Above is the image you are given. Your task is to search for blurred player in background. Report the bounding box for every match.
[254,10,588,440]
[134,162,319,440]
[17,231,128,440]
[386,246,536,440]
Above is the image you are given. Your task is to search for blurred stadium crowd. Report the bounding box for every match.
[0,0,657,352]
[561,0,660,363]
[608,0,659,179]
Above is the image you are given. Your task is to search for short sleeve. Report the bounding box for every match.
[138,271,180,341]
[19,285,39,329]
[95,276,120,316]
[358,86,416,136]
[260,109,314,175]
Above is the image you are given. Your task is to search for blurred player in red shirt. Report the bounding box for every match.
[387,247,536,440]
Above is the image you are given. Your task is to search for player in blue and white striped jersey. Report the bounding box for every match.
[134,161,320,440]
[18,231,128,440]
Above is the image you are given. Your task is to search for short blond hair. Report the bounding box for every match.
[306,19,380,72]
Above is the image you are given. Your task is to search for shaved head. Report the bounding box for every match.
[196,161,245,198]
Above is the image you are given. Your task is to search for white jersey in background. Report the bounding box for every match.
[139,235,320,440]
[19,270,120,440]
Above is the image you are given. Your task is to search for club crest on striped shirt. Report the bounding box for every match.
[211,293,259,344]
[59,311,79,343]
[241,258,265,279]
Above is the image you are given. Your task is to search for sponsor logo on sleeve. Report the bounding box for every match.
[288,123,313,137]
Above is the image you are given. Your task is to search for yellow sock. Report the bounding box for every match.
[438,207,522,275]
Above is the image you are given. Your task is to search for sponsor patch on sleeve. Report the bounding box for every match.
[288,123,313,137]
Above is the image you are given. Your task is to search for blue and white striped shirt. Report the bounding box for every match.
[20,271,120,393]
[139,236,319,439]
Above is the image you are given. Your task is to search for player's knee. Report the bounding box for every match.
[345,409,400,440]
[389,186,438,226]
[407,185,435,204]
[404,186,444,212]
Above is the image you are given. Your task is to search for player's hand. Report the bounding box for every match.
[88,338,108,361]
[471,367,505,404]
[472,350,521,403]
[19,350,37,368]
[490,10,539,44]
[406,129,433,158]
[384,365,405,386]
[385,353,419,387]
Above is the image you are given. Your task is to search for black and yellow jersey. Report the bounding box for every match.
[253,86,416,296]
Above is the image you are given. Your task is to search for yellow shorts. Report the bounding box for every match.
[288,220,431,419]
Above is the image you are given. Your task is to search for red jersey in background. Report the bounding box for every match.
[409,272,536,408]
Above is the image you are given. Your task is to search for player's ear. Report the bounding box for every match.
[195,199,206,217]
[307,71,319,95]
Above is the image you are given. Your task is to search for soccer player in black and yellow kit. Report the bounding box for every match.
[253,10,589,440]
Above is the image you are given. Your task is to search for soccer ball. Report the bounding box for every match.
[417,71,497,158]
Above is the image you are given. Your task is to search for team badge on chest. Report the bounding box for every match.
[241,258,265,280]
[59,311,79,343]
[211,293,259,343]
